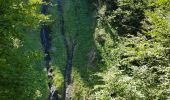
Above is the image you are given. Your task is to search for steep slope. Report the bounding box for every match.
[49,0,98,99]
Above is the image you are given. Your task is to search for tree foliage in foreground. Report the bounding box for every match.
[0,0,48,99]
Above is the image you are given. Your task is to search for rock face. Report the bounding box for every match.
[88,49,96,68]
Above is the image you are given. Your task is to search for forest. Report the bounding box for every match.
[0,0,170,100]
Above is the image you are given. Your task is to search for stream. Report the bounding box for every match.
[41,0,75,99]
[57,0,76,99]
[41,0,58,100]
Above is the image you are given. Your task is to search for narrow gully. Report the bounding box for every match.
[41,0,58,99]
[57,0,76,99]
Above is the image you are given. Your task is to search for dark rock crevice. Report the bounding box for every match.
[57,0,76,99]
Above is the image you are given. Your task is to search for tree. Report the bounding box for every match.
[0,0,48,99]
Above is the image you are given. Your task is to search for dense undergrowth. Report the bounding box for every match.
[89,0,170,99]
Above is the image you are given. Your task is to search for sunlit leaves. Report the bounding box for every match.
[90,0,170,99]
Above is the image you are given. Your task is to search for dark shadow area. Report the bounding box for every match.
[101,0,147,36]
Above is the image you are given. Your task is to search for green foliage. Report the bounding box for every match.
[98,0,148,35]
[90,0,170,99]
[0,0,48,99]
[1,0,169,99]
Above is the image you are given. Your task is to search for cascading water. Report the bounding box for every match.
[41,0,58,99]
